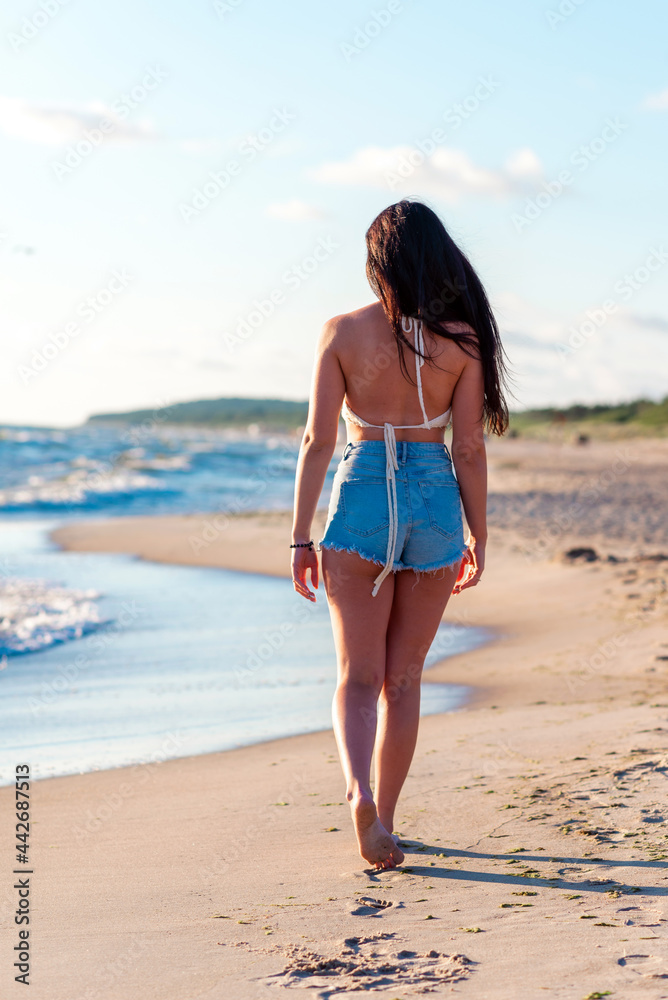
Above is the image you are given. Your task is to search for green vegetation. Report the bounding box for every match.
[508,396,668,439]
[86,396,309,430]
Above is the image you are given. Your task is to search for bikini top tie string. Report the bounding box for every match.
[412,315,432,429]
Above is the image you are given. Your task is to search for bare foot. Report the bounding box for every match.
[378,815,405,867]
[350,794,397,868]
[384,835,405,868]
[374,842,405,869]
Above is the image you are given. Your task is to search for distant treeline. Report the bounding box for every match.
[509,396,668,430]
[87,397,310,428]
[86,395,668,430]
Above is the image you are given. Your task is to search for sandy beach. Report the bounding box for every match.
[3,437,668,998]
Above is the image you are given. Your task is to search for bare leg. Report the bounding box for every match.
[375,565,460,836]
[321,548,399,869]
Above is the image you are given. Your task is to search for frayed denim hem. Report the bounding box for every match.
[317,539,402,571]
[395,545,468,575]
[317,540,468,580]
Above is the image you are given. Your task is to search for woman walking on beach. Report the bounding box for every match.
[291,200,508,869]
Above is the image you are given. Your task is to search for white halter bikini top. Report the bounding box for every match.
[340,315,452,597]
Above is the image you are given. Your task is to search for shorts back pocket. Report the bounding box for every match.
[418,479,462,538]
[341,479,389,536]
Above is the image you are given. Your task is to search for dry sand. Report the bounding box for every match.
[2,437,668,998]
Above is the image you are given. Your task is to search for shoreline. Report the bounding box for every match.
[50,508,330,579]
[50,509,516,705]
[44,511,497,779]
[48,506,666,713]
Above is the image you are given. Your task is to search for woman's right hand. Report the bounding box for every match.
[452,537,485,594]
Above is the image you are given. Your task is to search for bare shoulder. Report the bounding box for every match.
[319,302,383,349]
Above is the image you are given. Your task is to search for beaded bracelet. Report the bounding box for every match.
[290,540,314,550]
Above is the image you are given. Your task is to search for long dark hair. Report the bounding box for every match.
[365,199,509,435]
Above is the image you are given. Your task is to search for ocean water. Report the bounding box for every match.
[0,425,491,784]
[0,422,306,518]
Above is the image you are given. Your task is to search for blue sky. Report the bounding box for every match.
[1,0,666,426]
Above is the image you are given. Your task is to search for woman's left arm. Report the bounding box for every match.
[291,319,346,601]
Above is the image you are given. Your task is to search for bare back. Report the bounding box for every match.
[332,301,472,442]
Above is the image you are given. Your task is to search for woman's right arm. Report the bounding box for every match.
[450,348,487,592]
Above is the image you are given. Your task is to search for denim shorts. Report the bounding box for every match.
[318,440,466,574]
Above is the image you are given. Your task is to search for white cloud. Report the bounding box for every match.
[309,144,544,202]
[493,290,563,345]
[0,96,156,145]
[493,292,668,409]
[642,88,668,111]
[266,199,327,221]
[505,147,543,179]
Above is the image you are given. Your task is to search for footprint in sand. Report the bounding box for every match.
[618,953,668,979]
[350,896,396,916]
[640,809,665,823]
[342,933,394,952]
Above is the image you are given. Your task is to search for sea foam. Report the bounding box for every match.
[0,578,105,656]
